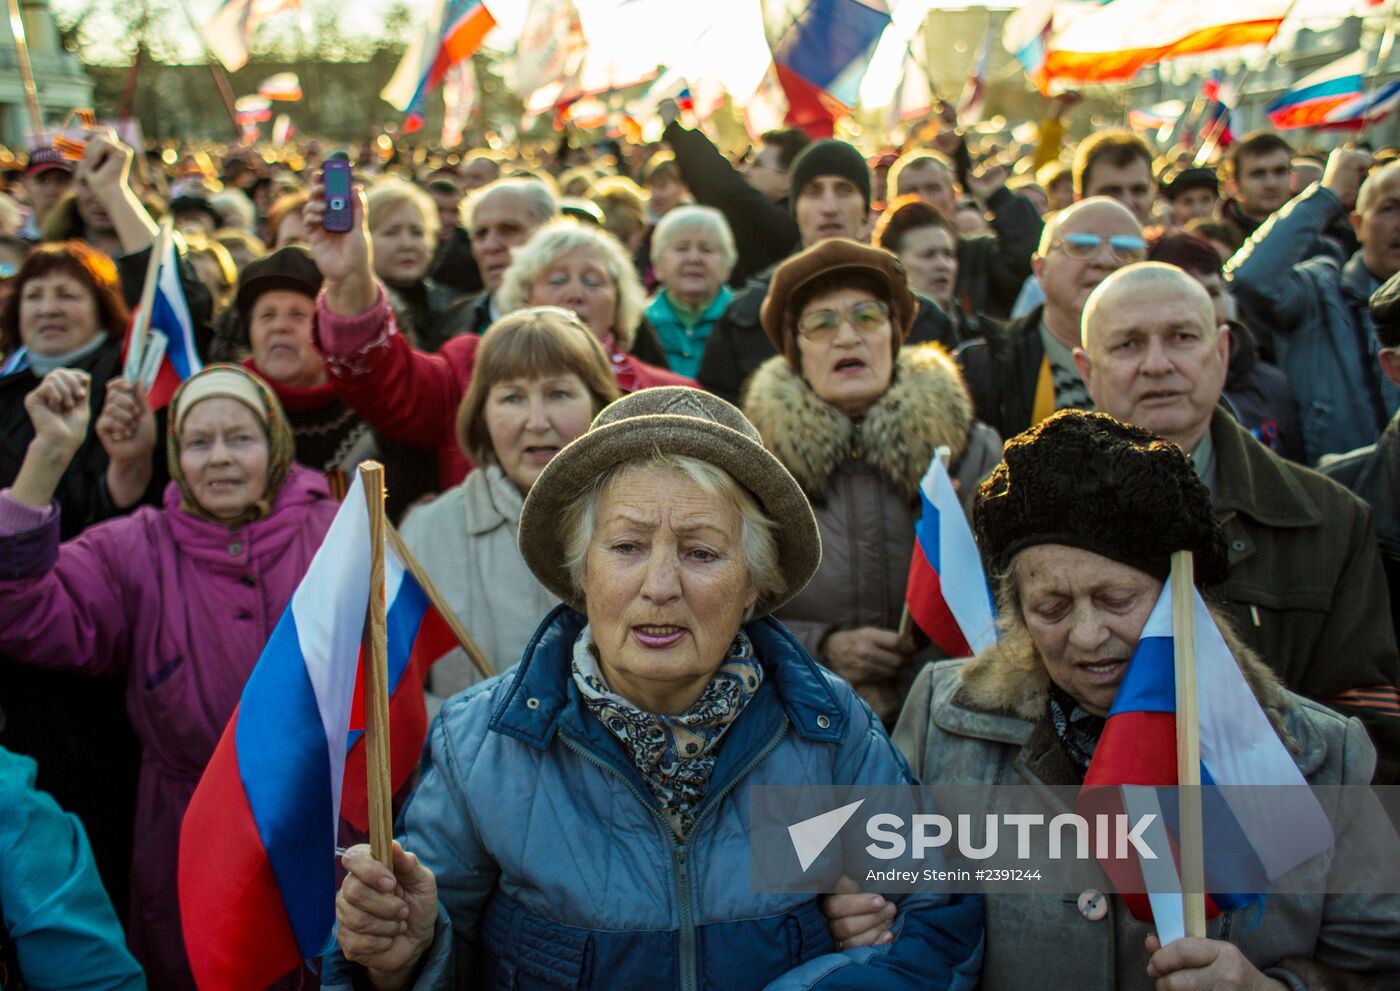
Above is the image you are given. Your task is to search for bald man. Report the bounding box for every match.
[957,197,1144,438]
[1078,262,1400,782]
[1228,148,1400,462]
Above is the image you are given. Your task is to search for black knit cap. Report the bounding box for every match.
[1158,166,1219,200]
[234,245,323,316]
[788,139,872,218]
[1371,270,1400,348]
[975,410,1230,586]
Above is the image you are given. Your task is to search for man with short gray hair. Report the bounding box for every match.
[437,177,560,337]
[1076,261,1400,781]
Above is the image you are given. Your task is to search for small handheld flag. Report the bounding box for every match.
[177,469,469,988]
[1079,569,1334,943]
[904,448,998,658]
[122,224,201,410]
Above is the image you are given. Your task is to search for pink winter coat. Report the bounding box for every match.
[0,464,337,990]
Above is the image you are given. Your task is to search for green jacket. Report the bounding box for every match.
[1210,407,1400,781]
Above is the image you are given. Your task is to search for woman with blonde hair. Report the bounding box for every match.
[366,180,463,351]
[497,219,694,392]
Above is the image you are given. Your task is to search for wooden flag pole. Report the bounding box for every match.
[359,462,394,868]
[897,604,915,652]
[123,217,173,385]
[1170,550,1207,939]
[386,522,496,681]
[5,0,43,137]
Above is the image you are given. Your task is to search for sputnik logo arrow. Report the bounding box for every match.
[788,800,865,872]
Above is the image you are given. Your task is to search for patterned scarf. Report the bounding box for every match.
[1047,683,1106,776]
[571,626,763,839]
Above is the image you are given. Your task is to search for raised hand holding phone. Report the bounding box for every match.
[321,158,354,233]
[305,163,376,317]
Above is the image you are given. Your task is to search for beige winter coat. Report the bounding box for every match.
[400,466,559,714]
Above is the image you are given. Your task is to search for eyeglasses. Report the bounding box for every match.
[1054,232,1147,263]
[796,300,890,341]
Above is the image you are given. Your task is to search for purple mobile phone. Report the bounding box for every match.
[322,159,353,233]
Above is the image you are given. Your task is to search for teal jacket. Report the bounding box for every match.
[647,287,733,381]
[0,746,145,990]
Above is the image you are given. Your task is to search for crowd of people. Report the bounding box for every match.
[0,93,1399,990]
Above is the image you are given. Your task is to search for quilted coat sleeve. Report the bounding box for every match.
[0,501,140,679]
[763,685,985,991]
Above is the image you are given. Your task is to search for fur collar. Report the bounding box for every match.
[741,343,973,503]
[954,607,1297,753]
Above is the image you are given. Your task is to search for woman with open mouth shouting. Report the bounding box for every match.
[742,239,1003,726]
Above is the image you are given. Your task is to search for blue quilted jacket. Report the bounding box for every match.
[323,606,983,990]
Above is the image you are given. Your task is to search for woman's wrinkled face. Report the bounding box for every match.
[897,225,958,309]
[18,271,100,356]
[248,289,327,390]
[178,397,270,520]
[371,201,432,287]
[1015,544,1162,717]
[794,286,894,417]
[655,228,726,306]
[484,372,595,493]
[527,248,619,342]
[580,467,758,716]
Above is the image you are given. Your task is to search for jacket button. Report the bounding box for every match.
[526,697,541,710]
[816,714,831,729]
[1231,540,1246,552]
[228,542,244,556]
[1077,889,1108,922]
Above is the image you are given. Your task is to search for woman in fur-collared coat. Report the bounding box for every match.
[742,239,1001,725]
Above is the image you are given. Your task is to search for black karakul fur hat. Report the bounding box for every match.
[975,410,1230,586]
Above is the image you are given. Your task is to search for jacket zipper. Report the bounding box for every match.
[559,716,791,991]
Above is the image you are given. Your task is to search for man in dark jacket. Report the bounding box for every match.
[696,139,957,404]
[956,197,1143,438]
[661,106,808,288]
[1078,261,1400,783]
[886,150,1042,320]
[1321,269,1400,652]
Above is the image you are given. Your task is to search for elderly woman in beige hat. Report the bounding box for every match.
[742,238,1002,726]
[325,387,984,990]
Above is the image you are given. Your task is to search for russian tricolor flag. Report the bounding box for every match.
[121,240,202,411]
[904,452,997,659]
[1267,50,1400,131]
[382,0,496,133]
[177,476,456,989]
[1080,578,1334,943]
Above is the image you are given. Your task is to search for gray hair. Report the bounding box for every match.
[1357,160,1400,216]
[461,177,559,231]
[1081,261,1216,348]
[650,204,738,276]
[559,453,784,612]
[496,219,647,351]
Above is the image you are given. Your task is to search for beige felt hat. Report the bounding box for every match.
[517,387,821,616]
